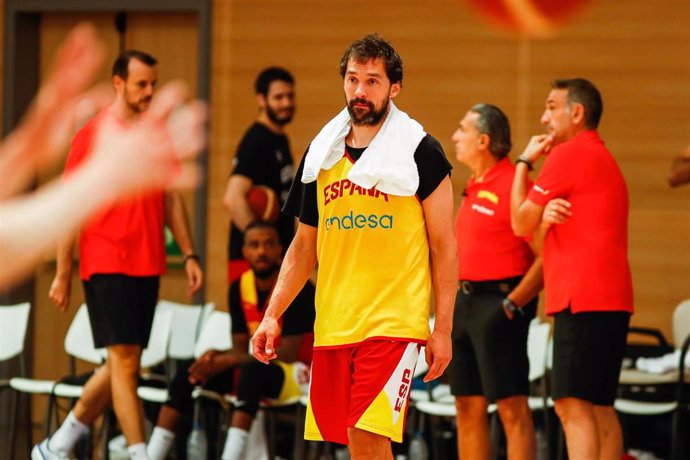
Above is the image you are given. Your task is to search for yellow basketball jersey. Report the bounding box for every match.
[314,156,432,347]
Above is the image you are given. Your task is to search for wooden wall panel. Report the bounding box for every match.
[207,0,690,341]
[206,0,234,311]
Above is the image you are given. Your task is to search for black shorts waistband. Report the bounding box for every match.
[458,276,523,296]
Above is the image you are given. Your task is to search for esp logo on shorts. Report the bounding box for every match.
[394,368,412,412]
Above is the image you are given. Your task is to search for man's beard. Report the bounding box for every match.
[254,263,280,280]
[347,97,389,126]
[266,104,294,126]
[126,96,151,114]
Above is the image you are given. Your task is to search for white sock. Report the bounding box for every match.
[128,442,149,459]
[48,411,88,453]
[147,427,175,460]
[221,427,249,460]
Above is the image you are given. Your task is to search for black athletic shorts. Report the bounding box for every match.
[448,277,537,403]
[552,308,630,406]
[83,274,159,348]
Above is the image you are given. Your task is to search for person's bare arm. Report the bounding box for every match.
[0,23,106,200]
[511,135,553,236]
[165,191,203,295]
[252,223,317,363]
[668,147,690,187]
[421,176,457,382]
[503,243,543,319]
[188,332,249,384]
[0,82,206,290]
[223,175,257,231]
[48,233,77,312]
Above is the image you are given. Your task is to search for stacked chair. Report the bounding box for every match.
[0,302,31,460]
[615,299,690,460]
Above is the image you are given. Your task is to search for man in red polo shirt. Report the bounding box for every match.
[450,103,543,460]
[36,50,203,460]
[511,78,633,460]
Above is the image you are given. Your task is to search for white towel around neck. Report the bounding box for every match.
[301,101,426,196]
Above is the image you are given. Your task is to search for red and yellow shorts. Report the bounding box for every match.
[304,340,421,445]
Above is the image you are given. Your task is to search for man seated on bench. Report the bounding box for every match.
[147,221,315,460]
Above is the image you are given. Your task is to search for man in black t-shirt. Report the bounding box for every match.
[223,67,296,283]
[146,222,315,460]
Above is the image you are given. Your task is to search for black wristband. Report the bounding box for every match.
[183,253,200,264]
[516,155,534,171]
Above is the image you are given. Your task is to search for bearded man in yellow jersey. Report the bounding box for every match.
[251,34,457,459]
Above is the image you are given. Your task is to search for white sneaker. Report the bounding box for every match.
[108,434,131,459]
[31,439,70,460]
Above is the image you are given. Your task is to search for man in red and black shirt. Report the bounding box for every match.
[511,78,633,460]
[449,104,543,460]
[146,222,315,460]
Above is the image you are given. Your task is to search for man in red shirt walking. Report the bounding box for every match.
[36,50,203,460]
[511,78,633,460]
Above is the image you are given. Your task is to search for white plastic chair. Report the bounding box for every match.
[155,300,216,361]
[615,300,690,459]
[194,310,233,357]
[10,303,104,407]
[616,300,690,414]
[65,303,106,364]
[525,321,554,411]
[137,310,232,408]
[673,299,690,348]
[10,303,104,454]
[137,309,229,405]
[0,302,31,366]
[0,302,31,460]
[50,305,174,405]
[140,306,173,369]
[11,301,174,459]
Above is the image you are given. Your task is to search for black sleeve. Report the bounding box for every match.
[228,281,249,335]
[415,134,453,201]
[282,281,316,336]
[282,150,319,227]
[232,128,266,182]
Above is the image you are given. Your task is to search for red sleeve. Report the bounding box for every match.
[526,145,574,207]
[62,117,97,179]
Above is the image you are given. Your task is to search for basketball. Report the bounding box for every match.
[464,0,591,38]
[247,185,280,223]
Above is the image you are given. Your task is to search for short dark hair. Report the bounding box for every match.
[551,78,603,129]
[244,220,279,236]
[112,50,157,79]
[255,67,294,96]
[469,103,512,159]
[339,34,403,85]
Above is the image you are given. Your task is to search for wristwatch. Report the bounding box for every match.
[515,155,534,171]
[502,297,524,318]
